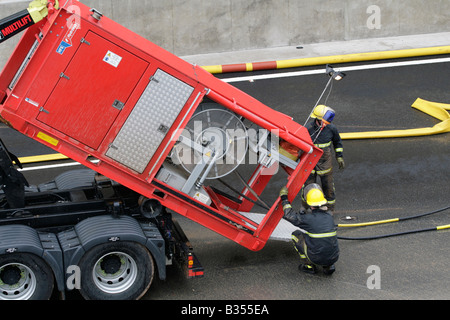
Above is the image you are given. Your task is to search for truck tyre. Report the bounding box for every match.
[0,253,54,300]
[78,241,154,300]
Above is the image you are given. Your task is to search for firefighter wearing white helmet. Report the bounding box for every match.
[279,184,339,275]
[305,104,345,211]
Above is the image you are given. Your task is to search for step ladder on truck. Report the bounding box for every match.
[0,0,322,300]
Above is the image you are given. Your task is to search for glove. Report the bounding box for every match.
[337,157,345,170]
[279,186,288,197]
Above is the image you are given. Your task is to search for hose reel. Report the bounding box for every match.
[172,108,249,182]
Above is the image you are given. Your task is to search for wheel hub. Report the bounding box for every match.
[0,263,37,300]
[93,252,138,294]
[100,254,122,275]
[0,265,22,286]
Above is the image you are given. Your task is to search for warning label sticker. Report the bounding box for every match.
[193,191,210,204]
[103,51,122,68]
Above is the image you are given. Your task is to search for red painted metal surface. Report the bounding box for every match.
[0,1,321,251]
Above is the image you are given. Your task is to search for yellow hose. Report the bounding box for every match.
[338,206,449,228]
[340,98,450,140]
[337,218,399,228]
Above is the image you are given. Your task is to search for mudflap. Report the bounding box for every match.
[171,218,204,278]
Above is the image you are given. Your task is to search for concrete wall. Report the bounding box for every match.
[1,0,450,68]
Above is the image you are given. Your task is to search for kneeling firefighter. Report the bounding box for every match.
[280,184,339,275]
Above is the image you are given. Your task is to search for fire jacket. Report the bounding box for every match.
[307,120,343,159]
[281,195,339,266]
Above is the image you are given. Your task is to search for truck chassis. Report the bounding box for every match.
[0,161,202,300]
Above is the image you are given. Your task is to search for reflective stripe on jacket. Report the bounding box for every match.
[281,195,339,266]
[307,120,343,158]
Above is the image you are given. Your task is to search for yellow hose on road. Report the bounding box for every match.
[337,206,450,240]
[337,218,399,228]
[340,98,450,140]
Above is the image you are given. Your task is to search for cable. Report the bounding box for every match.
[337,205,450,228]
[234,171,271,210]
[303,75,334,126]
[397,205,450,222]
[336,206,450,240]
[323,78,334,106]
[217,178,270,211]
[338,224,450,240]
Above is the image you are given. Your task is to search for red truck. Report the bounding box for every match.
[0,0,321,299]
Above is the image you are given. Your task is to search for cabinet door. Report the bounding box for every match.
[38,31,148,149]
[106,69,194,173]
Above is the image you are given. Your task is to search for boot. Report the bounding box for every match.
[299,263,317,274]
[323,264,336,275]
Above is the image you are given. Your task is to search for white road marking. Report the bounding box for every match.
[19,160,99,172]
[19,162,82,172]
[221,57,450,83]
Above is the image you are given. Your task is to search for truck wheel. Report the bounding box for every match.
[0,253,54,300]
[79,242,154,300]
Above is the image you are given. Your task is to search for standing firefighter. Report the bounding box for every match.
[280,184,339,275]
[305,105,345,211]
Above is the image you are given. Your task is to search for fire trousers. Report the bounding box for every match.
[304,147,336,208]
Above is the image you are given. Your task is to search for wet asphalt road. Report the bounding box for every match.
[2,56,449,302]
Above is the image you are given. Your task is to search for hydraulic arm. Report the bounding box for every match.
[0,0,59,44]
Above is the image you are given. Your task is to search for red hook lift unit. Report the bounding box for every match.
[0,1,321,252]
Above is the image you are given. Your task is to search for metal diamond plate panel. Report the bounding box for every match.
[240,212,299,241]
[106,69,194,173]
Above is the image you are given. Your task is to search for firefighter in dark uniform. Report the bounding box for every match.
[305,105,344,211]
[280,184,339,275]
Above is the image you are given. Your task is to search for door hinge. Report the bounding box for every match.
[80,38,91,45]
[112,99,124,110]
[60,72,70,80]
[39,107,50,114]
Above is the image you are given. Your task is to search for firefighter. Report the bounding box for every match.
[280,184,339,275]
[305,105,344,211]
